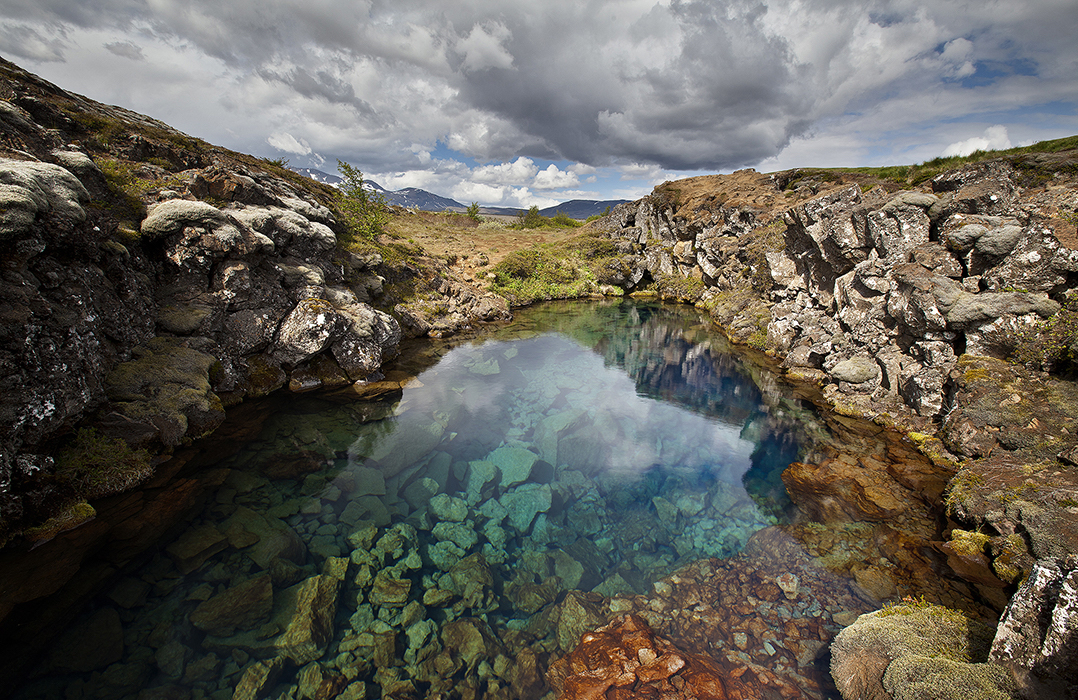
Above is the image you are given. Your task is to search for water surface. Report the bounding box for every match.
[13,300,828,700]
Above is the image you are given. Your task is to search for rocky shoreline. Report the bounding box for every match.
[1,55,1076,699]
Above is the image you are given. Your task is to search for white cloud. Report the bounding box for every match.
[457,21,515,72]
[267,132,312,155]
[942,125,1013,157]
[2,0,1075,200]
[532,164,579,190]
[471,157,539,186]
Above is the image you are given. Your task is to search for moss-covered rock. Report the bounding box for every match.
[21,500,96,546]
[883,655,1019,700]
[831,600,1017,700]
[105,337,225,446]
[53,427,153,499]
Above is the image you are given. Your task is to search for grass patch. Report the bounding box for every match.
[489,247,596,304]
[54,427,154,500]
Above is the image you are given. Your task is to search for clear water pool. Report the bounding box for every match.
[12,300,831,700]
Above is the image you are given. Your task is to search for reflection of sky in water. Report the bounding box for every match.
[350,329,782,501]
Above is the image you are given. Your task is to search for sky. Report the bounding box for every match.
[1,1,1076,209]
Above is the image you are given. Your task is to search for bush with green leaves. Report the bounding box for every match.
[335,160,389,241]
[1009,293,1078,374]
[466,201,482,222]
[490,248,595,303]
[512,206,582,230]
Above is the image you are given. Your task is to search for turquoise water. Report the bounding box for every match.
[12,300,825,700]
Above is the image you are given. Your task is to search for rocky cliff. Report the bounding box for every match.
[590,155,1078,697]
[0,58,507,546]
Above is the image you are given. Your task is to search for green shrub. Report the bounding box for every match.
[334,160,389,241]
[511,206,581,230]
[490,248,595,304]
[1009,293,1078,374]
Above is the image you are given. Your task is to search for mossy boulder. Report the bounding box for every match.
[831,600,1018,700]
[104,337,225,446]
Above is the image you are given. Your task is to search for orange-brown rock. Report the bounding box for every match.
[548,614,748,700]
[782,454,914,524]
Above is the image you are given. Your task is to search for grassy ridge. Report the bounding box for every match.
[800,134,1078,187]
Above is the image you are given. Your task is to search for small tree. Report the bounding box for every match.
[335,160,388,241]
[521,205,544,229]
[467,201,482,222]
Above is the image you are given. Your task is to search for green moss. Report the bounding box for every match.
[23,500,97,544]
[105,337,224,444]
[946,470,987,513]
[55,429,153,500]
[990,533,1029,584]
[244,354,288,398]
[747,328,768,350]
[864,598,993,664]
[948,529,991,557]
[883,655,1019,700]
[653,273,706,302]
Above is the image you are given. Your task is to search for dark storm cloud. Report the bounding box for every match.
[0,0,1075,175]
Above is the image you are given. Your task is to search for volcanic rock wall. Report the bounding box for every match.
[0,58,484,542]
[601,160,1078,426]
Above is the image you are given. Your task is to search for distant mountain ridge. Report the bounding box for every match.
[290,167,627,219]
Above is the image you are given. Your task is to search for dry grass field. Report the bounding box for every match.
[385,209,587,287]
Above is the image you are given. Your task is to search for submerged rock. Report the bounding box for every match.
[548,614,750,700]
[189,573,273,636]
[500,483,552,533]
[46,607,124,674]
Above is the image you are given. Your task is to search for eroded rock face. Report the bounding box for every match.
[600,159,1078,428]
[989,557,1078,699]
[0,87,411,542]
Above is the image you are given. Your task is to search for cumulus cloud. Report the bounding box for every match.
[471,157,539,186]
[267,132,312,155]
[1,0,1075,199]
[533,164,579,190]
[942,125,1013,157]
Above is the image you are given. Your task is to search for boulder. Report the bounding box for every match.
[831,601,1017,700]
[189,573,273,636]
[269,574,342,664]
[0,159,88,239]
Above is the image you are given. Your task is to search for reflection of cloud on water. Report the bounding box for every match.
[350,331,765,494]
[552,343,756,483]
